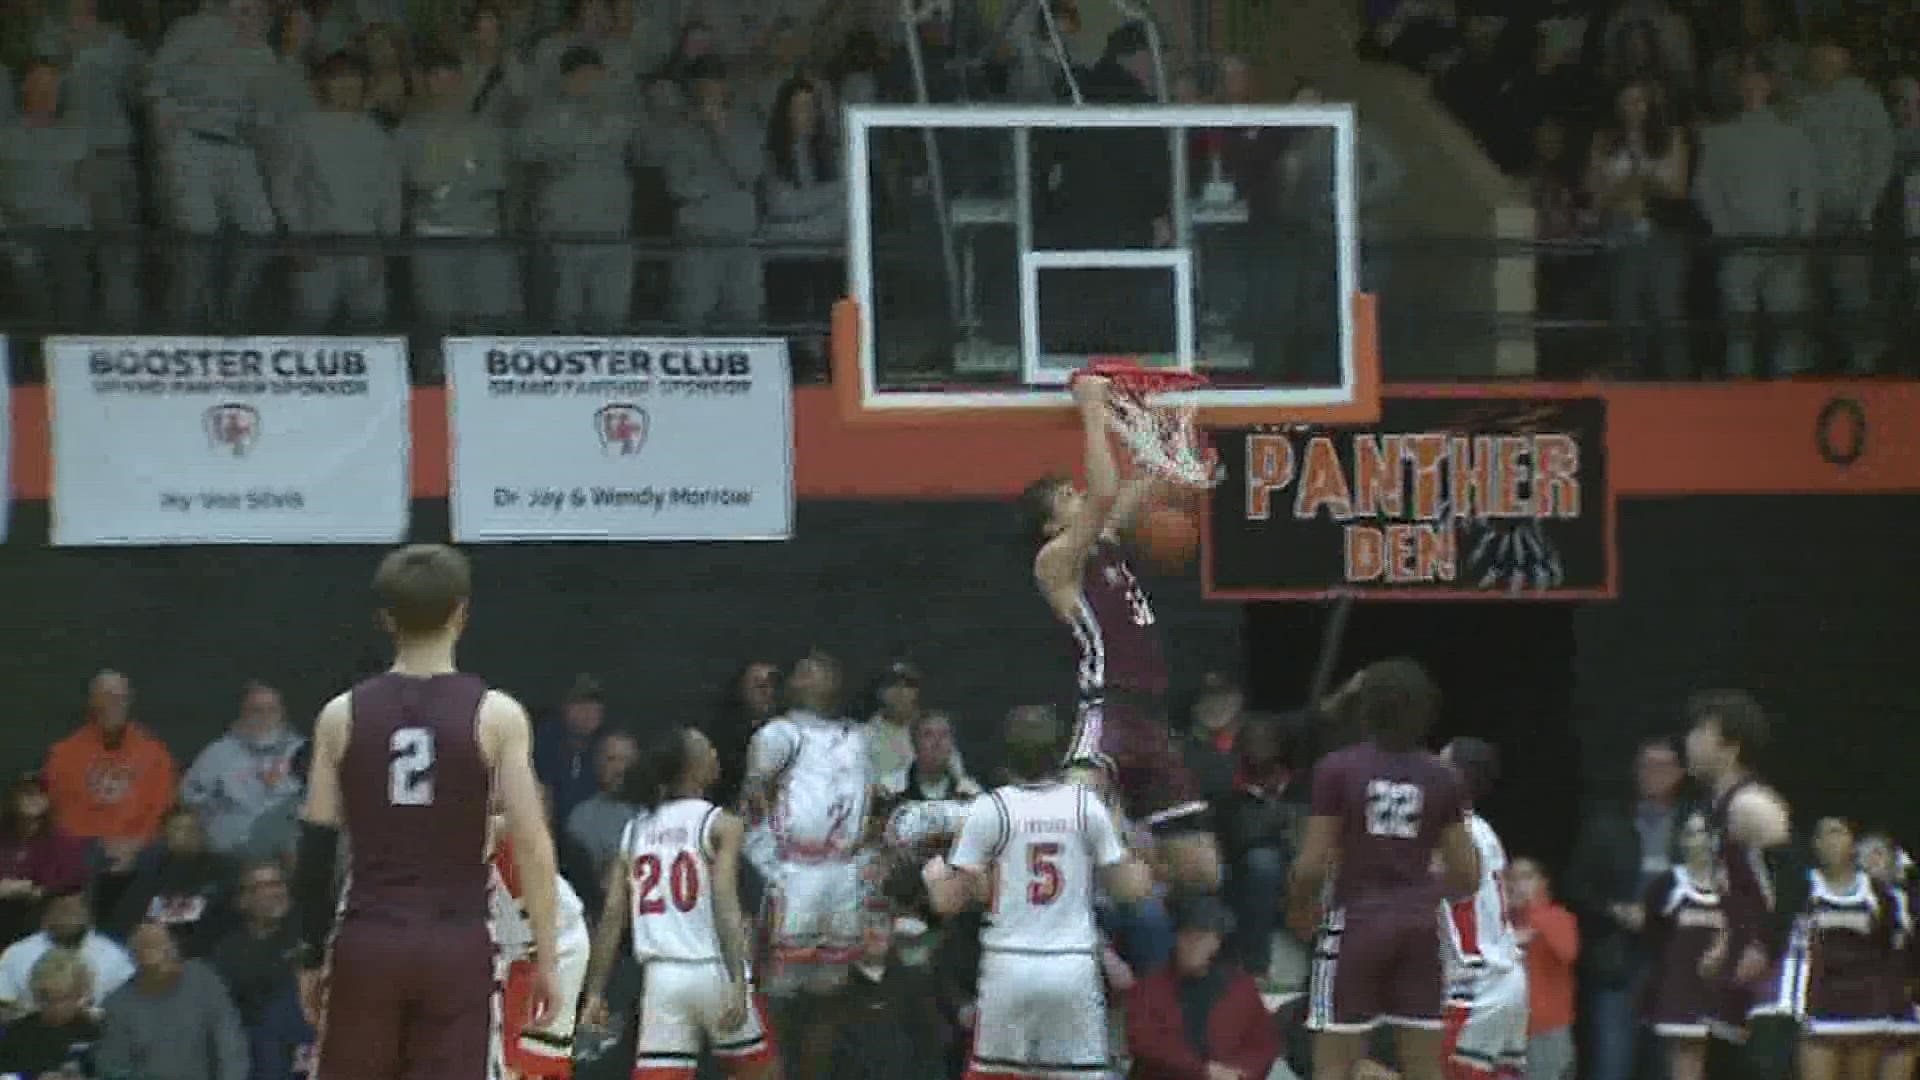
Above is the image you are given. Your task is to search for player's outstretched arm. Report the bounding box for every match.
[708,811,753,1026]
[291,694,350,1020]
[581,833,633,1021]
[1086,792,1153,904]
[484,691,560,1021]
[1035,377,1122,615]
[1436,820,1482,900]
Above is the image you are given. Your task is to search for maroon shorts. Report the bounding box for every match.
[317,914,494,1080]
[1066,695,1199,825]
[1308,904,1446,1031]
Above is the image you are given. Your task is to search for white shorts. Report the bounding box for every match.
[764,858,864,993]
[1446,965,1529,1079]
[634,959,774,1079]
[971,950,1110,1077]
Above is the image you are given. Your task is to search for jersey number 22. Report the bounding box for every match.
[1364,780,1422,839]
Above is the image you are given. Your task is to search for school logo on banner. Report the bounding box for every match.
[443,339,794,542]
[45,337,411,546]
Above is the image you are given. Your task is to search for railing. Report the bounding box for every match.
[1,228,1913,381]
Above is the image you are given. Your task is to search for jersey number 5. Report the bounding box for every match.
[1027,842,1063,906]
[389,727,435,807]
[635,852,701,915]
[1364,780,1423,839]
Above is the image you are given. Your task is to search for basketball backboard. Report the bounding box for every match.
[832,104,1381,426]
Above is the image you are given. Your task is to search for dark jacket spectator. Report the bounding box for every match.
[1562,737,1694,987]
[534,675,610,825]
[209,861,297,1026]
[109,806,235,956]
[245,980,317,1080]
[823,917,949,1080]
[0,771,89,947]
[0,947,100,1076]
[1126,895,1282,1080]
[712,660,781,808]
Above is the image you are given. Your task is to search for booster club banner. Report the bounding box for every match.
[1207,395,1614,600]
[46,338,410,546]
[444,339,794,541]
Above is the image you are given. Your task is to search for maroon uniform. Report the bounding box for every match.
[1062,538,1195,821]
[1306,742,1467,1031]
[1799,871,1898,1036]
[1640,866,1725,1038]
[1704,778,1792,1038]
[319,673,494,1080]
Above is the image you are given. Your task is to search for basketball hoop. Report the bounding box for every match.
[1073,358,1220,489]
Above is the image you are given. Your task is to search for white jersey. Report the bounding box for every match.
[885,797,973,850]
[950,781,1126,953]
[488,844,589,962]
[747,712,870,861]
[1442,812,1519,989]
[623,798,726,963]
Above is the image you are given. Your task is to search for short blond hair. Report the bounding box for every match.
[29,948,91,1003]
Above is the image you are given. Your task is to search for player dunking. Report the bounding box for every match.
[1288,659,1482,1080]
[1019,373,1215,887]
[1683,690,1801,1078]
[923,705,1154,1080]
[294,543,560,1080]
[582,727,777,1080]
[1437,738,1528,1080]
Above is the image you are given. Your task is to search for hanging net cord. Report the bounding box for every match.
[1097,378,1219,489]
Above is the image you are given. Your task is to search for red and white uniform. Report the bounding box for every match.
[949,780,1127,1080]
[489,838,590,1079]
[623,798,774,1080]
[745,711,871,991]
[1439,813,1527,1080]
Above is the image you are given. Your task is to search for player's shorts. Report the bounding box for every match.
[1065,693,1204,829]
[498,928,590,1078]
[633,959,776,1080]
[966,949,1109,1080]
[318,913,494,1080]
[1308,904,1446,1032]
[762,857,863,993]
[1442,966,1528,1080]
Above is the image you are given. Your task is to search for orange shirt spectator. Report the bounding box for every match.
[43,672,177,854]
[1510,857,1579,1080]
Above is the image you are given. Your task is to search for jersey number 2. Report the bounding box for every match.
[1027,842,1063,906]
[389,727,435,807]
[635,852,700,915]
[1364,780,1422,839]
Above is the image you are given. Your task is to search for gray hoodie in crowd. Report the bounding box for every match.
[1792,75,1896,224]
[1695,106,1820,239]
[96,960,248,1080]
[180,728,305,854]
[0,118,92,228]
[661,107,763,239]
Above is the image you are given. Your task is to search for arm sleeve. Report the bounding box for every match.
[947,794,1001,872]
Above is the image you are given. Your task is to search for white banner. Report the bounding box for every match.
[445,338,793,541]
[0,338,9,543]
[46,337,411,546]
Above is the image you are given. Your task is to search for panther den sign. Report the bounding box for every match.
[1205,393,1615,601]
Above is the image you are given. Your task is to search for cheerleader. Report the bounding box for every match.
[1860,833,1917,1080]
[1799,818,1899,1080]
[1641,812,1723,1080]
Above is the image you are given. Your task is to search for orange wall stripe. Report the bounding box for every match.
[10,382,1919,501]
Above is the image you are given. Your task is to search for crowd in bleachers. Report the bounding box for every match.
[1364,0,1918,378]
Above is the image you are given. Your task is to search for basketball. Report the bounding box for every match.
[1133,505,1199,572]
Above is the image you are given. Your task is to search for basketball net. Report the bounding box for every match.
[1078,359,1221,489]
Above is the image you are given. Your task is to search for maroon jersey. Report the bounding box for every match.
[1310,742,1466,912]
[338,673,491,923]
[1706,778,1776,963]
[1641,866,1725,1030]
[1070,538,1167,698]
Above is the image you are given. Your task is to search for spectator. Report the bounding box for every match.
[43,671,177,888]
[884,714,980,802]
[1563,736,1693,1080]
[1694,61,1819,377]
[1794,38,1896,373]
[714,660,781,809]
[1586,79,1692,377]
[821,910,948,1080]
[563,728,638,891]
[0,890,135,1018]
[1599,0,1697,108]
[241,741,310,871]
[1182,673,1244,805]
[1528,116,1602,370]
[209,860,296,1027]
[0,58,93,327]
[1491,27,1593,173]
[0,772,89,948]
[245,979,317,1080]
[1124,893,1282,1080]
[181,681,305,857]
[530,0,635,103]
[1511,857,1579,1080]
[863,660,924,786]
[96,920,248,1080]
[762,74,846,373]
[273,49,404,331]
[356,21,412,129]
[533,674,611,826]
[109,805,235,956]
[32,0,145,326]
[663,55,766,333]
[461,3,532,127]
[0,947,101,1077]
[255,6,318,126]
[1705,0,1804,118]
[519,47,643,333]
[145,0,279,328]
[400,45,521,335]
[1219,713,1303,982]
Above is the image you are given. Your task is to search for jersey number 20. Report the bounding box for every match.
[389,727,435,806]
[635,852,701,915]
[1364,780,1423,839]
